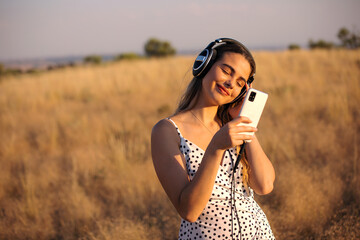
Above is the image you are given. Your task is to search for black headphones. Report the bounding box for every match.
[192,38,256,99]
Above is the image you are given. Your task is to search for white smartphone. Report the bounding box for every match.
[237,88,268,142]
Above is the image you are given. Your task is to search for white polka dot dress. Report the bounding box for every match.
[168,119,275,240]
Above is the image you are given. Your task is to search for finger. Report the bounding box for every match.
[235,140,244,146]
[232,116,252,124]
[235,126,258,133]
[231,127,257,136]
[232,134,254,145]
[233,119,253,127]
[230,123,257,132]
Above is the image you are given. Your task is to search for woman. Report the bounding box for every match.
[151,38,275,239]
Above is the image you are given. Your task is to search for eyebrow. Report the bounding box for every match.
[222,63,247,82]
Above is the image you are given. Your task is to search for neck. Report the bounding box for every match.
[190,105,219,125]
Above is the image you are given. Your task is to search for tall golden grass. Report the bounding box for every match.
[0,50,359,239]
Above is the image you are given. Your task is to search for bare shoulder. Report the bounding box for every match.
[152,112,189,136]
[151,118,180,146]
[151,117,186,174]
[152,118,176,136]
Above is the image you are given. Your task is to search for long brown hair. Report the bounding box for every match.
[175,41,256,190]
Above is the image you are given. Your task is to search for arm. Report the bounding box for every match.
[246,135,275,195]
[228,84,275,195]
[151,118,255,222]
[151,119,224,222]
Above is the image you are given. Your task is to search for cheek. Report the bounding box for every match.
[202,77,213,90]
[231,88,241,98]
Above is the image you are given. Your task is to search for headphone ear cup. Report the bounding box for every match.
[197,49,217,78]
[192,48,214,77]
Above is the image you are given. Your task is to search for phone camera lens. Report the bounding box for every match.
[249,92,256,102]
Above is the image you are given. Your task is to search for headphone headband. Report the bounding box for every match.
[192,38,256,79]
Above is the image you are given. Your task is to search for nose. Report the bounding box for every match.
[224,78,236,89]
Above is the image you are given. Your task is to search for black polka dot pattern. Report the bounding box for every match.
[168,119,275,240]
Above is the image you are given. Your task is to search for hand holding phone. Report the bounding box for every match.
[237,88,268,142]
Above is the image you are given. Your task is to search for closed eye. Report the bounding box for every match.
[221,68,231,75]
[220,63,247,87]
[237,80,246,87]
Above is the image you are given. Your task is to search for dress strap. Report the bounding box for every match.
[167,118,183,137]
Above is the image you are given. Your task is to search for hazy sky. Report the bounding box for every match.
[0,0,359,60]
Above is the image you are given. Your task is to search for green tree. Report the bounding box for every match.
[0,63,4,75]
[5,68,22,75]
[83,55,102,65]
[144,38,176,57]
[114,52,141,61]
[288,44,301,50]
[338,27,350,46]
[308,39,334,49]
[337,27,360,49]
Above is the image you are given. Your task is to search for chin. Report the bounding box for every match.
[206,91,234,106]
[214,98,233,106]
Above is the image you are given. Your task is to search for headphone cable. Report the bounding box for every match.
[233,143,246,173]
[229,144,246,240]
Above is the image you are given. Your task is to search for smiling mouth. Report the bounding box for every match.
[216,84,230,96]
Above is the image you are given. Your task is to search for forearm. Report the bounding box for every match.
[246,135,275,195]
[178,143,225,222]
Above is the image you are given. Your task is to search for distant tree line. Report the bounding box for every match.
[83,38,176,65]
[144,38,176,57]
[337,27,360,49]
[0,63,39,78]
[0,61,77,78]
[289,27,360,50]
[0,38,177,77]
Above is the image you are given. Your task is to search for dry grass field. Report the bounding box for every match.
[0,49,359,239]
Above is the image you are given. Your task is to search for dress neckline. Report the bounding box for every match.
[167,118,236,169]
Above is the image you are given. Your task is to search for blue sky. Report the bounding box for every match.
[0,0,359,60]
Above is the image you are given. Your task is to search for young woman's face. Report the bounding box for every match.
[200,52,251,106]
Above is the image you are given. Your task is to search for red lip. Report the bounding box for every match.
[216,84,230,96]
